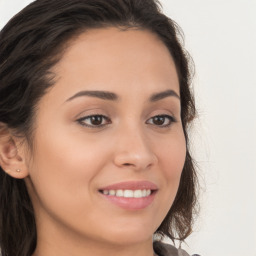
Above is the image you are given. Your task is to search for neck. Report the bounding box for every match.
[33,239,156,256]
[33,223,156,256]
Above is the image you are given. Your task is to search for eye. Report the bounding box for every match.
[77,115,111,128]
[146,115,176,127]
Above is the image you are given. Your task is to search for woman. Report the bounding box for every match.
[0,0,198,256]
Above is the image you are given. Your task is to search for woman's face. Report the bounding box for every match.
[24,28,186,248]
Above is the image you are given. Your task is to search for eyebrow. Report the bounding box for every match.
[65,89,180,102]
[150,89,180,101]
[66,90,118,102]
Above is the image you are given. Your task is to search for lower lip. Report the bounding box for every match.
[100,192,156,210]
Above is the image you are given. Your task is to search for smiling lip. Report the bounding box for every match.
[99,181,158,210]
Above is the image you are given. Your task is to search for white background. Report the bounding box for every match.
[0,1,255,256]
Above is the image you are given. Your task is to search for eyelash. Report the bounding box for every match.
[77,114,176,128]
[77,114,111,128]
[146,115,177,127]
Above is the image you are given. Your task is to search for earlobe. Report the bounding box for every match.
[4,168,27,179]
[0,124,29,179]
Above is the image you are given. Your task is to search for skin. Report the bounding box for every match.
[1,28,186,256]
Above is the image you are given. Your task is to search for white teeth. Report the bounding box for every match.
[109,190,115,196]
[101,189,152,198]
[116,190,123,197]
[123,190,133,198]
[134,190,142,198]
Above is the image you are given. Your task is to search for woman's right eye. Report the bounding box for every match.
[77,115,111,128]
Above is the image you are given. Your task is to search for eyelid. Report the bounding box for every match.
[76,114,111,128]
[146,114,177,127]
[75,111,177,129]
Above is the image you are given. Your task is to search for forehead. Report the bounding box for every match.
[49,27,179,102]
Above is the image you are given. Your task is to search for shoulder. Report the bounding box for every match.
[153,241,189,256]
[153,241,201,256]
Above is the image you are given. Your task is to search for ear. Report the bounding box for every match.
[0,123,29,179]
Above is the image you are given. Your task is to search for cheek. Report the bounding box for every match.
[26,126,111,217]
[160,131,186,170]
[147,129,186,226]
[156,130,186,193]
[31,119,110,177]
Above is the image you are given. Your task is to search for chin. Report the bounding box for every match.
[100,222,156,246]
[106,232,153,246]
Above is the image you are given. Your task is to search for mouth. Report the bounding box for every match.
[99,189,156,198]
[98,181,158,210]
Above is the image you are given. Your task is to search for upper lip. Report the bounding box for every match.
[99,181,158,191]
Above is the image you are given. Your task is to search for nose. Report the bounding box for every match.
[113,127,158,171]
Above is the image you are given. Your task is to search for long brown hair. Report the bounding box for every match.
[0,1,197,255]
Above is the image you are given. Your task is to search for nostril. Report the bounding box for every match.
[123,163,132,166]
[114,150,157,170]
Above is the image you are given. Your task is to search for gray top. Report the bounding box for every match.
[153,241,200,256]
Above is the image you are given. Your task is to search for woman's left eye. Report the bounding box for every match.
[146,115,176,127]
[77,115,111,128]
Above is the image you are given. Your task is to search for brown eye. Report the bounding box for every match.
[146,115,176,127]
[77,115,111,128]
[152,116,165,125]
[90,116,104,125]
